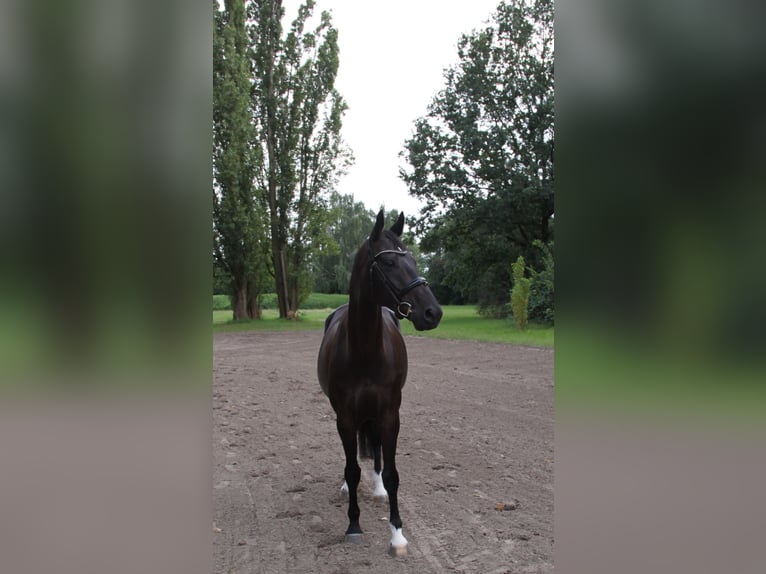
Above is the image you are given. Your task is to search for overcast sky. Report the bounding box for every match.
[284,0,501,222]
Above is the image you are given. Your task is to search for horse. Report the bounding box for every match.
[317,209,442,557]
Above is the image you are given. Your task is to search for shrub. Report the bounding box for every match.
[213,294,231,310]
[510,256,531,330]
[302,292,348,309]
[528,240,554,325]
[476,262,513,318]
[260,293,277,309]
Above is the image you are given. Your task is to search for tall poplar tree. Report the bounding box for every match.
[214,0,349,319]
[251,0,350,317]
[213,0,269,320]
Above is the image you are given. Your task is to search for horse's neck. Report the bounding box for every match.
[347,273,383,357]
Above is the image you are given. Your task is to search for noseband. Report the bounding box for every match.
[367,238,428,318]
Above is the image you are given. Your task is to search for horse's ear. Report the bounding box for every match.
[371,209,385,240]
[390,212,405,236]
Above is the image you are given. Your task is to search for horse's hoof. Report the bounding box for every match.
[389,543,408,558]
[345,533,363,544]
[388,524,408,556]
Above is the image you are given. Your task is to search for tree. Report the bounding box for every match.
[401,0,553,317]
[313,192,375,294]
[382,208,426,272]
[528,239,553,325]
[251,0,350,317]
[213,0,350,319]
[213,0,270,320]
[421,248,467,305]
[510,255,531,330]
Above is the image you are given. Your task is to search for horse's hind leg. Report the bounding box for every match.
[381,413,408,557]
[337,418,363,543]
[361,421,387,500]
[372,439,388,499]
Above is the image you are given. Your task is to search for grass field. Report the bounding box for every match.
[214,293,348,311]
[213,301,553,347]
[554,325,766,426]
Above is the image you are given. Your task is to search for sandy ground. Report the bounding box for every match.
[213,330,553,574]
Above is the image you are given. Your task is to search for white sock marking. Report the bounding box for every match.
[340,480,348,495]
[389,522,408,547]
[372,470,388,499]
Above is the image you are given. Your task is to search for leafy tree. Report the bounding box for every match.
[401,0,553,317]
[380,208,426,270]
[250,0,350,316]
[528,239,553,325]
[421,248,467,305]
[213,0,349,319]
[213,0,270,319]
[510,255,531,330]
[213,258,230,295]
[313,192,375,294]
[312,200,426,295]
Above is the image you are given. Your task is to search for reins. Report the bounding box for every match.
[367,237,428,318]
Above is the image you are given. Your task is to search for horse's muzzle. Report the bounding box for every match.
[412,304,442,331]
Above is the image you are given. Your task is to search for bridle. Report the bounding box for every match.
[367,237,428,318]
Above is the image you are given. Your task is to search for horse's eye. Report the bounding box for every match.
[383,258,395,267]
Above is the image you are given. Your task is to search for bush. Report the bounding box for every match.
[259,293,278,309]
[478,303,509,319]
[213,294,231,310]
[475,262,513,318]
[510,256,531,330]
[528,240,554,325]
[302,292,348,309]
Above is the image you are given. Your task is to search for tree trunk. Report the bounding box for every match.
[269,233,288,318]
[281,249,291,312]
[289,284,298,314]
[247,294,262,319]
[232,282,248,320]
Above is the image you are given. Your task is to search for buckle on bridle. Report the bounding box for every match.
[397,301,413,318]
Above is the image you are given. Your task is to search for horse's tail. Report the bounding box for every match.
[357,420,379,460]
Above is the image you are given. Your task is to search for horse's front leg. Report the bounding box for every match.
[337,418,362,543]
[381,412,408,557]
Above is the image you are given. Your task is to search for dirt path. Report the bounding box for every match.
[213,331,553,574]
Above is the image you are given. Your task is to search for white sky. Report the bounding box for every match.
[284,0,501,221]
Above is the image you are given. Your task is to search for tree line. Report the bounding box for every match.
[214,0,349,319]
[213,191,418,300]
[401,0,554,322]
[214,0,553,325]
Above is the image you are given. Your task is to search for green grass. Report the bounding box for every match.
[556,325,766,426]
[399,305,553,346]
[213,308,331,332]
[214,302,553,347]
[213,292,347,311]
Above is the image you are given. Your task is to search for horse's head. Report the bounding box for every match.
[367,210,443,331]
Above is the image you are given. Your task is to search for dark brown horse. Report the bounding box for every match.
[317,210,442,556]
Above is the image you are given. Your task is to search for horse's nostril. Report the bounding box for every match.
[425,306,442,324]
